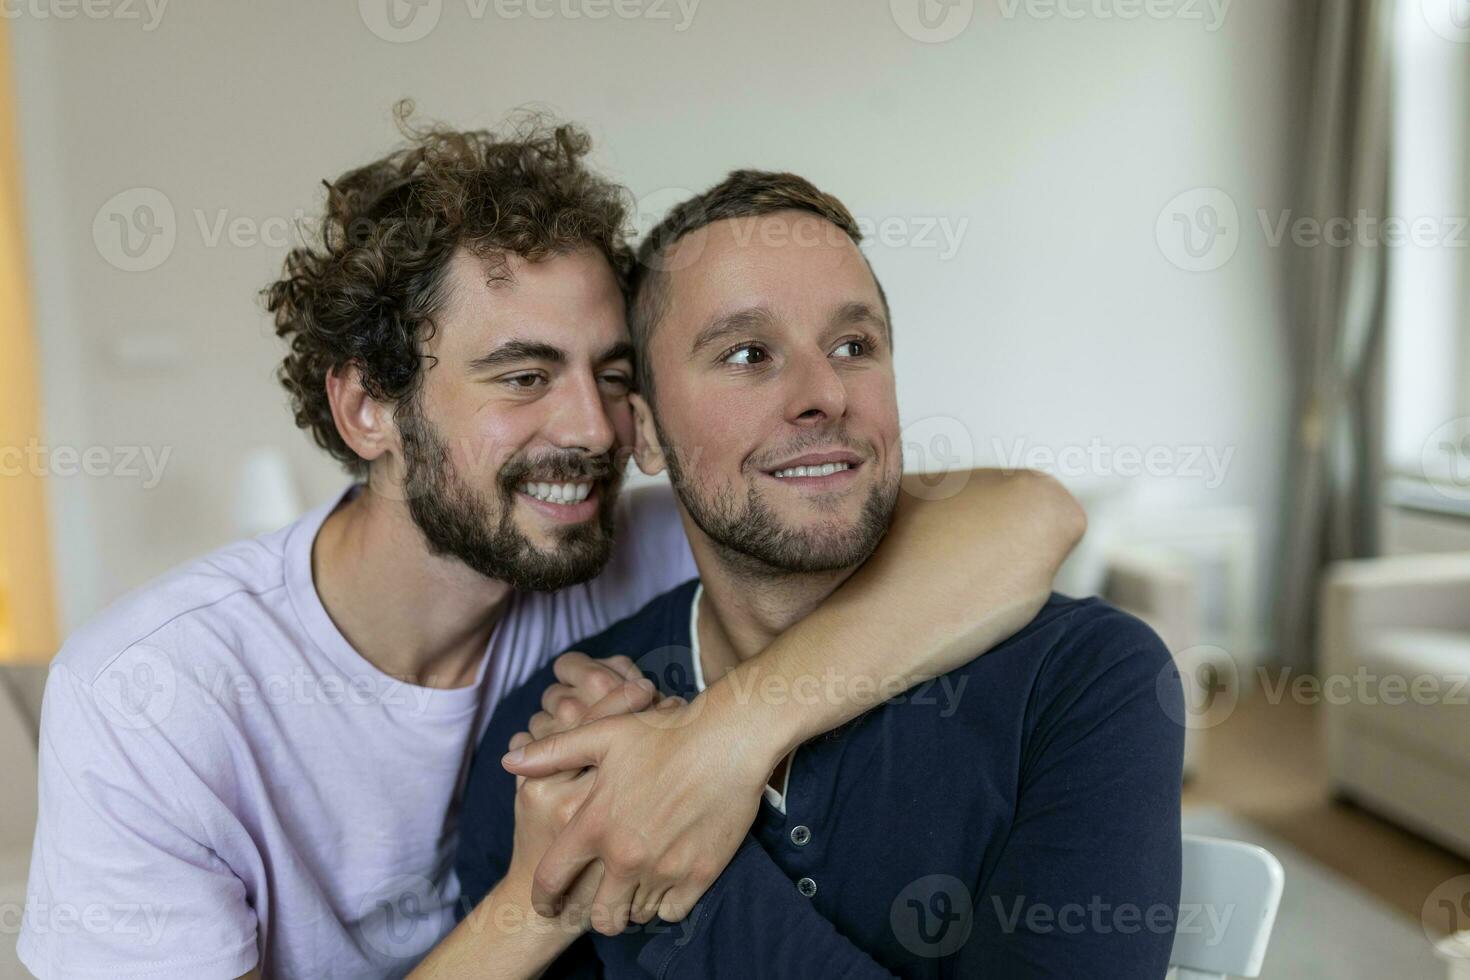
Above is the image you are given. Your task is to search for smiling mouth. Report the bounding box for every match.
[517,480,594,505]
[771,461,855,479]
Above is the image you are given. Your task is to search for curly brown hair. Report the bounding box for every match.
[264,102,634,475]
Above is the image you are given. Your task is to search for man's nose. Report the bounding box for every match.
[546,371,616,455]
[784,350,849,426]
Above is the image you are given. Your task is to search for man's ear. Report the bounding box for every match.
[629,393,666,477]
[325,362,397,472]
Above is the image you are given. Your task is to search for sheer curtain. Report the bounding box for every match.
[1274,0,1397,669]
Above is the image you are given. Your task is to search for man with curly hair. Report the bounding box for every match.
[19,108,1087,979]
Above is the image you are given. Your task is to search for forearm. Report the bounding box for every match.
[411,870,580,979]
[704,468,1084,757]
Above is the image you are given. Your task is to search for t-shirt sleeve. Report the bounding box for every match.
[18,656,259,980]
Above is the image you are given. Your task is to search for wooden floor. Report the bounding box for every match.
[1182,689,1470,930]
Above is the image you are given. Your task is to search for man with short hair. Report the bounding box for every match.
[457,170,1184,978]
[19,114,1083,980]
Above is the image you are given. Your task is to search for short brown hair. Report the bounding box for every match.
[628,169,889,405]
[264,102,633,474]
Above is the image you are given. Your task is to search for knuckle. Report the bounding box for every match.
[688,859,721,885]
[532,868,560,899]
[540,684,566,712]
[519,778,552,806]
[586,671,619,700]
[603,836,647,876]
[555,797,581,827]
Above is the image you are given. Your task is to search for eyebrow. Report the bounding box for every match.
[689,306,777,358]
[832,301,889,336]
[467,338,634,372]
[688,301,890,359]
[598,340,636,366]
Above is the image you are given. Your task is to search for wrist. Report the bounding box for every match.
[696,661,806,775]
[482,870,583,960]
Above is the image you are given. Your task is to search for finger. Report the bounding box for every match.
[530,813,600,915]
[655,695,685,711]
[507,730,533,753]
[600,654,641,681]
[551,696,585,730]
[657,887,697,924]
[630,883,668,925]
[502,720,611,776]
[581,678,657,724]
[552,653,628,703]
[588,870,639,936]
[540,683,576,714]
[528,711,557,741]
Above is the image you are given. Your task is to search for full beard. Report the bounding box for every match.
[658,420,901,576]
[396,405,622,592]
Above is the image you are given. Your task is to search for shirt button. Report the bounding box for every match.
[790,825,812,846]
[797,877,817,898]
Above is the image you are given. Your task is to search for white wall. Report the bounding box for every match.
[11,0,1299,641]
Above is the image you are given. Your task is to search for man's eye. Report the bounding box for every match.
[832,339,867,358]
[503,373,546,389]
[599,373,632,392]
[724,345,769,366]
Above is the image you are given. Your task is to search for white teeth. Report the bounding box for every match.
[518,480,593,504]
[772,462,852,479]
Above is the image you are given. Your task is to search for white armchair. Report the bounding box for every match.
[1318,552,1470,858]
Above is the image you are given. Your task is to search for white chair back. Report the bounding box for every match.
[1169,834,1285,979]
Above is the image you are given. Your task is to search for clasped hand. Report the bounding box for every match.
[502,652,768,937]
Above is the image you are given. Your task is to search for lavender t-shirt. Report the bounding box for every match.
[18,483,694,980]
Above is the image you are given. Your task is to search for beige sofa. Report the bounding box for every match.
[1319,552,1470,858]
[0,664,46,979]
